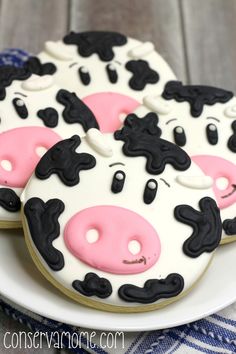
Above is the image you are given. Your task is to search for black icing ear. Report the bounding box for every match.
[223,217,236,235]
[125,60,159,90]
[72,273,112,298]
[115,113,191,174]
[35,135,96,186]
[63,31,127,61]
[118,273,184,304]
[0,65,31,100]
[24,197,65,271]
[174,197,222,258]
[162,81,234,117]
[56,89,99,132]
[228,120,236,152]
[24,57,57,76]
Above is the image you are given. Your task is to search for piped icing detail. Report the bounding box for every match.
[125,60,159,90]
[72,273,112,298]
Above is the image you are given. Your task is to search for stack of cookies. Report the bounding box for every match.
[0,31,234,313]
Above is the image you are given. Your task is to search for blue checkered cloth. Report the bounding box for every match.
[0,49,236,354]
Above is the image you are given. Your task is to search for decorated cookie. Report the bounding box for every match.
[0,65,98,227]
[135,81,236,244]
[21,114,222,312]
[24,31,176,132]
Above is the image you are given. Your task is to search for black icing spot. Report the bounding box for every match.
[35,135,96,186]
[162,81,233,117]
[56,89,99,132]
[24,57,57,76]
[125,60,159,91]
[118,273,184,304]
[24,198,65,271]
[0,188,21,212]
[114,113,191,175]
[63,31,127,61]
[72,272,112,298]
[0,66,31,100]
[174,197,222,258]
[228,120,236,152]
[37,107,59,128]
[12,98,28,119]
[223,217,236,236]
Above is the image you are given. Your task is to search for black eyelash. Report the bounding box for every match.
[78,67,91,85]
[12,98,28,119]
[111,171,126,193]
[173,126,186,146]
[106,64,118,83]
[206,123,218,145]
[143,179,158,204]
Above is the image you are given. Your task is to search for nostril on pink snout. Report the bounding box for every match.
[192,155,236,209]
[82,92,140,133]
[64,205,161,274]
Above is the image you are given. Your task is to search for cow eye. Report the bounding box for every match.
[106,63,118,83]
[12,98,28,119]
[173,126,186,146]
[111,170,126,193]
[143,179,158,204]
[78,66,91,85]
[206,123,218,145]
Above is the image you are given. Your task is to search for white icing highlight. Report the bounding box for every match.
[147,181,156,189]
[128,42,155,58]
[80,66,88,73]
[16,99,24,107]
[116,172,124,181]
[86,128,113,157]
[224,105,236,118]
[86,229,99,244]
[209,124,216,131]
[176,175,213,189]
[108,64,116,71]
[128,240,141,255]
[143,95,172,114]
[22,75,54,91]
[44,41,73,61]
[216,177,229,190]
[1,160,12,172]
[175,126,183,134]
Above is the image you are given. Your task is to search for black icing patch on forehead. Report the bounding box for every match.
[24,197,65,271]
[0,66,31,100]
[126,60,159,91]
[24,57,57,76]
[118,273,184,303]
[56,89,99,132]
[72,273,112,298]
[162,81,233,117]
[0,188,21,212]
[228,120,236,152]
[174,197,222,258]
[63,31,127,61]
[114,113,191,174]
[35,135,96,186]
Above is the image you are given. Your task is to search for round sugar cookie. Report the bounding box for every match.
[25,31,176,132]
[21,114,222,312]
[0,65,98,227]
[135,81,236,244]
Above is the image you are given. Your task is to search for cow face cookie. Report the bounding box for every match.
[21,115,222,312]
[24,31,176,132]
[136,81,236,244]
[0,65,98,227]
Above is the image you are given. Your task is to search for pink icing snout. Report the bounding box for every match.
[83,92,140,133]
[64,206,161,274]
[0,127,61,188]
[192,155,236,209]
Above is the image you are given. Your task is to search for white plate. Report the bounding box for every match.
[0,229,236,332]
